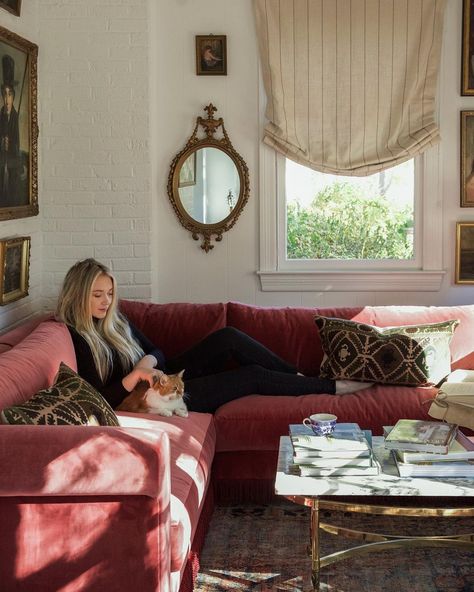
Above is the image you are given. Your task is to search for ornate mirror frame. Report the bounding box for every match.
[167,104,250,252]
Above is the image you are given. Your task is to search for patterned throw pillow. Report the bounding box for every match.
[0,362,119,426]
[314,316,459,387]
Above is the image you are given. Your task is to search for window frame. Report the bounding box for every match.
[257,141,445,292]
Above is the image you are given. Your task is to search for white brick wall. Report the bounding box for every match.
[39,0,152,313]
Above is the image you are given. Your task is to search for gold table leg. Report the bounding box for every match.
[310,499,320,592]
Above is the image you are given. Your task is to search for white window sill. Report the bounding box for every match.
[257,270,446,292]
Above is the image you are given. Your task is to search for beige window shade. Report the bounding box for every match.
[254,0,446,176]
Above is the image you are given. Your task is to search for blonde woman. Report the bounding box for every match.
[57,259,368,413]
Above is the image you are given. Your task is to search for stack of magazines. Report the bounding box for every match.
[384,419,474,477]
[289,422,380,476]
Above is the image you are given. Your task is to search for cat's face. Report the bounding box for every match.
[144,370,185,404]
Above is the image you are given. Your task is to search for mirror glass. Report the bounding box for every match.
[178,148,240,224]
[168,103,249,252]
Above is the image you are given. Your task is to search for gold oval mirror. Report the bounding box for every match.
[167,104,250,252]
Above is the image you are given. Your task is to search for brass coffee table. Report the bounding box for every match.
[275,435,474,591]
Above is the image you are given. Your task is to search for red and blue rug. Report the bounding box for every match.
[195,501,474,591]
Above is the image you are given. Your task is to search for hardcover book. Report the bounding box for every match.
[392,451,474,478]
[394,430,474,463]
[294,456,380,477]
[289,422,370,452]
[384,419,458,454]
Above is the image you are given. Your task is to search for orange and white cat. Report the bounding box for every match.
[117,370,188,417]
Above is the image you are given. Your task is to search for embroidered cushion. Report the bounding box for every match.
[0,362,119,426]
[314,316,459,386]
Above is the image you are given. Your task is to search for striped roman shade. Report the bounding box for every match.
[254,0,447,176]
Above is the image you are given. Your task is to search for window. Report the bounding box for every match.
[281,157,417,269]
[258,144,444,292]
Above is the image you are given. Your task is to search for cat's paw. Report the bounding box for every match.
[175,408,188,417]
[158,410,173,417]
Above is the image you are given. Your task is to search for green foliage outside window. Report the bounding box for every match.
[286,182,413,260]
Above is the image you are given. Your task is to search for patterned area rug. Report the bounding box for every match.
[195,501,474,592]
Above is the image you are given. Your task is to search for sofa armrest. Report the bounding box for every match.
[0,424,170,499]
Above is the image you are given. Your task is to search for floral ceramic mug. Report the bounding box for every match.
[302,413,337,436]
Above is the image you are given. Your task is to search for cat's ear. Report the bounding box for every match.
[159,373,169,385]
[178,369,185,378]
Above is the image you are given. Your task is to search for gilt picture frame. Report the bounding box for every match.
[462,0,474,95]
[0,1,21,17]
[195,35,227,76]
[455,222,474,284]
[0,235,30,305]
[460,111,474,207]
[0,26,38,221]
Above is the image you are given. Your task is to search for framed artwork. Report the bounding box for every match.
[195,35,227,76]
[460,111,474,207]
[462,0,474,95]
[0,26,38,221]
[0,1,21,17]
[179,152,196,187]
[455,222,474,284]
[0,236,30,305]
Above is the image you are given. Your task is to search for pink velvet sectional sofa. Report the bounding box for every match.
[1,300,474,592]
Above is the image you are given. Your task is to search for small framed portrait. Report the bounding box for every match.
[462,0,474,95]
[0,26,38,221]
[195,35,227,76]
[455,222,474,284]
[0,1,21,17]
[0,236,30,305]
[178,152,196,187]
[460,111,474,207]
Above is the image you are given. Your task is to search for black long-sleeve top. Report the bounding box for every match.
[67,321,165,409]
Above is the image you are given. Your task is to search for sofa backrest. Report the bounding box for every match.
[227,302,474,375]
[0,320,77,411]
[119,300,227,359]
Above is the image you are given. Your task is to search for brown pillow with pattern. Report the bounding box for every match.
[314,316,459,387]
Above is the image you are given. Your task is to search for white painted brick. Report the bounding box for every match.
[95,245,133,259]
[71,124,112,138]
[53,192,95,205]
[109,72,146,87]
[111,178,149,191]
[133,272,152,284]
[42,178,73,191]
[133,244,151,258]
[93,112,132,126]
[49,137,91,151]
[99,192,132,204]
[92,165,133,178]
[95,218,131,232]
[112,271,135,285]
[52,59,91,72]
[109,46,148,59]
[42,205,73,219]
[41,150,74,165]
[73,151,111,165]
[72,179,112,191]
[110,150,145,165]
[57,219,95,232]
[69,18,109,32]
[73,205,112,218]
[130,32,148,46]
[109,19,147,33]
[113,232,148,245]
[111,123,148,139]
[54,246,95,260]
[132,219,150,232]
[41,219,58,232]
[45,123,74,138]
[72,233,112,246]
[52,110,95,125]
[69,71,112,88]
[42,5,88,18]
[70,96,109,112]
[44,233,73,246]
[89,60,131,74]
[54,164,95,178]
[91,138,130,151]
[112,204,149,218]
[120,286,152,300]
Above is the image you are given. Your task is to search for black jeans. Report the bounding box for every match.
[165,327,335,413]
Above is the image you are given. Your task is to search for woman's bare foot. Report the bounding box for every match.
[335,380,372,394]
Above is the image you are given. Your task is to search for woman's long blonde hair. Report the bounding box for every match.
[56,258,144,382]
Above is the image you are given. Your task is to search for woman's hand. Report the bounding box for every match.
[122,365,163,392]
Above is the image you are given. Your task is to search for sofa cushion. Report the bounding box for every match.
[119,300,227,359]
[315,316,459,386]
[1,363,120,426]
[0,320,77,411]
[116,411,216,576]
